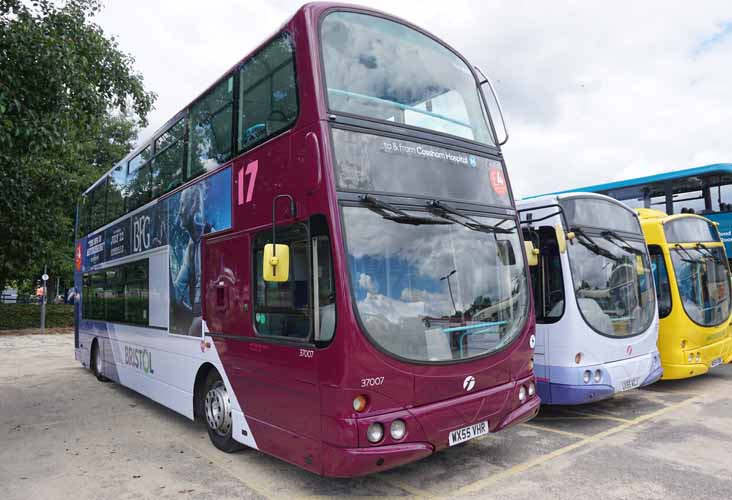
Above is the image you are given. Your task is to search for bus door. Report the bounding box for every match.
[204,218,331,469]
[523,225,565,372]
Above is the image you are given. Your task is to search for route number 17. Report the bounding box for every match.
[238,160,259,205]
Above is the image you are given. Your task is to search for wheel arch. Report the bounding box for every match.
[193,362,218,422]
[90,336,99,367]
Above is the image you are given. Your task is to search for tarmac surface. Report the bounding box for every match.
[2,332,731,499]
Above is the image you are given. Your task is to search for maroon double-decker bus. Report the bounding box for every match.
[74,2,538,477]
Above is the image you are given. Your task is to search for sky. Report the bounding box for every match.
[95,0,732,198]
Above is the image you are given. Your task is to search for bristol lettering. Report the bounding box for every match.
[124,346,154,374]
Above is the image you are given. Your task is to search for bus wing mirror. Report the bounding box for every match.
[263,243,290,282]
[497,240,516,266]
[555,224,568,254]
[635,255,645,274]
[524,241,540,267]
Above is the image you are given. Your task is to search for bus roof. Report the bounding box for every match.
[519,191,639,216]
[528,163,732,199]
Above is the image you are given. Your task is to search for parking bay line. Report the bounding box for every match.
[454,395,701,497]
[520,422,587,440]
[181,439,436,500]
[178,440,279,500]
[551,407,632,423]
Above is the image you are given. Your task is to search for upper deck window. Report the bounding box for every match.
[321,11,494,146]
[188,76,234,178]
[665,217,720,243]
[562,198,641,234]
[238,34,298,151]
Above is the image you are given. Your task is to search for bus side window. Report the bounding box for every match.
[253,223,311,340]
[711,184,732,212]
[238,33,298,152]
[648,245,671,318]
[188,76,234,179]
[525,226,564,323]
[311,214,336,344]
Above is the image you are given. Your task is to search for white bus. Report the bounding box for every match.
[518,193,662,404]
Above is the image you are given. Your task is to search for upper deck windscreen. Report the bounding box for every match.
[665,218,720,243]
[562,198,641,234]
[321,11,494,146]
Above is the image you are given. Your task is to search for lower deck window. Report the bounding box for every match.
[253,224,311,339]
[82,260,149,325]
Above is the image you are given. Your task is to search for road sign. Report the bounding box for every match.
[42,273,49,281]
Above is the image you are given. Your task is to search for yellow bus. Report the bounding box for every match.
[637,209,732,379]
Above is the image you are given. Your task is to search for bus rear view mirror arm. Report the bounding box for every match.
[474,65,508,146]
[264,194,297,282]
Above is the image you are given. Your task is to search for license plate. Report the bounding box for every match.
[711,357,723,368]
[621,376,641,391]
[448,421,489,446]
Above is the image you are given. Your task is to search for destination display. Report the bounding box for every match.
[331,128,511,207]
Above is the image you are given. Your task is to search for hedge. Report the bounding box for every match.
[0,304,74,330]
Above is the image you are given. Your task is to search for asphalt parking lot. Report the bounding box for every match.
[2,333,732,500]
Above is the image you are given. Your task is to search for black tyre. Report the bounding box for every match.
[91,340,108,382]
[203,370,243,453]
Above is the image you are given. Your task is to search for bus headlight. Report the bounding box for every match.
[518,385,527,402]
[390,420,407,440]
[583,370,592,384]
[594,369,602,383]
[528,382,536,397]
[367,423,384,443]
[688,353,694,363]
[696,353,701,363]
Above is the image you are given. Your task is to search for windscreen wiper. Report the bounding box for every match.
[426,200,513,234]
[572,227,621,262]
[601,230,645,256]
[674,243,700,263]
[358,194,450,226]
[695,242,728,266]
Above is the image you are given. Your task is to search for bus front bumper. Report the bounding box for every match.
[321,441,434,478]
[321,375,540,477]
[537,351,662,405]
[538,381,615,405]
[662,336,732,380]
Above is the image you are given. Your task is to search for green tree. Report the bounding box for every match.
[0,0,156,290]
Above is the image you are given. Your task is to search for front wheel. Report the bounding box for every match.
[203,371,243,453]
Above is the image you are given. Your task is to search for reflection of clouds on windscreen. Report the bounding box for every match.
[400,287,454,317]
[344,206,528,361]
[322,12,490,144]
[323,14,456,105]
[359,286,427,323]
[345,207,523,320]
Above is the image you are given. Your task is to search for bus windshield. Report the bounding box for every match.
[342,205,528,363]
[670,246,731,326]
[566,230,655,337]
[321,11,494,145]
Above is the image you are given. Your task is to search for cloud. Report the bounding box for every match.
[358,272,378,294]
[95,0,732,198]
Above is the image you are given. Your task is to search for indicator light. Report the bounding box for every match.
[353,395,368,412]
